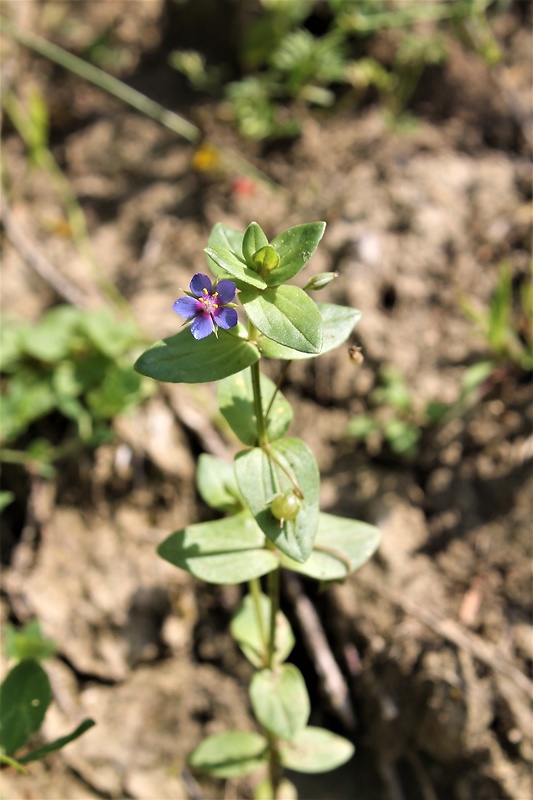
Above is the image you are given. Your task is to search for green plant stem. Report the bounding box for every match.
[265,731,282,799]
[264,361,291,424]
[250,352,282,796]
[266,564,280,669]
[0,754,27,774]
[250,360,268,447]
[248,577,267,663]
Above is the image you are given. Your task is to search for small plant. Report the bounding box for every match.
[0,305,151,478]
[463,261,533,373]
[346,356,510,459]
[134,220,380,797]
[170,0,503,140]
[0,620,94,771]
[347,365,422,458]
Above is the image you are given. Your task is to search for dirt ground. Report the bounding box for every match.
[1,2,532,799]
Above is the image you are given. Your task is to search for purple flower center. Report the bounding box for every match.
[197,288,220,315]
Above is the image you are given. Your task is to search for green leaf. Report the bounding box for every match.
[383,419,420,456]
[157,513,279,584]
[205,247,267,291]
[80,309,139,359]
[86,365,145,419]
[0,323,25,371]
[241,286,323,355]
[234,438,319,562]
[134,326,260,384]
[18,719,95,764]
[242,221,269,265]
[258,302,361,360]
[0,660,52,755]
[250,665,310,740]
[207,222,244,261]
[218,369,293,446]
[3,620,56,663]
[19,306,81,362]
[189,731,268,778]
[230,593,294,668]
[346,414,380,439]
[1,371,57,443]
[280,513,381,580]
[0,491,15,512]
[266,222,326,286]
[279,726,355,773]
[196,454,244,513]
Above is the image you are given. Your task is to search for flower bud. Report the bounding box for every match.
[304,272,338,291]
[252,245,280,275]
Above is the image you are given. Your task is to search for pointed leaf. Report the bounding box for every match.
[134,326,259,384]
[207,222,244,258]
[19,719,95,764]
[205,223,244,281]
[250,665,310,740]
[231,593,294,668]
[218,369,293,446]
[258,303,361,360]
[234,438,319,562]
[196,454,244,513]
[241,286,323,355]
[279,727,355,773]
[157,514,279,584]
[0,660,52,755]
[189,731,268,778]
[266,222,326,286]
[280,513,381,580]
[205,247,267,290]
[242,222,269,265]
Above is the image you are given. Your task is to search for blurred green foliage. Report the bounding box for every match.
[170,0,506,139]
[463,261,533,372]
[0,620,94,771]
[0,306,152,478]
[348,262,532,458]
[3,620,57,664]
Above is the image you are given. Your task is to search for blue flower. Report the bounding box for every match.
[173,273,238,340]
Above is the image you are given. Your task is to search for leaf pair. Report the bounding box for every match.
[206,221,326,290]
[134,302,361,384]
[189,726,354,779]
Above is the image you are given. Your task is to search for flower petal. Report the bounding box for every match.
[173,296,200,319]
[213,307,238,330]
[190,273,212,297]
[214,279,236,304]
[191,313,214,339]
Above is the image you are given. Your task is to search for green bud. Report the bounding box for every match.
[252,245,280,275]
[271,491,301,522]
[304,272,338,291]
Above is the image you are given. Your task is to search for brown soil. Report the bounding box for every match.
[1,2,532,799]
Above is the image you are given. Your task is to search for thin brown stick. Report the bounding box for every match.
[2,205,91,308]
